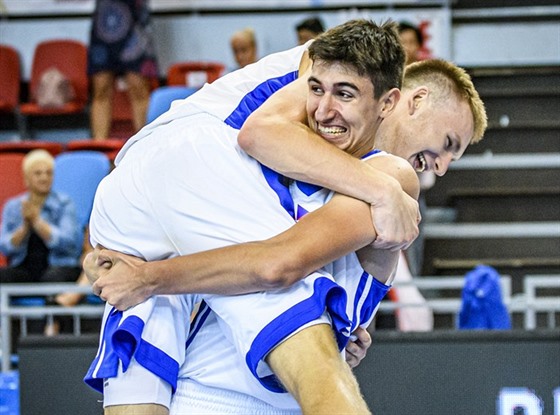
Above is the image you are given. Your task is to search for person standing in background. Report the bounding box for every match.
[88,0,159,140]
[295,16,325,45]
[229,27,258,70]
[398,21,425,64]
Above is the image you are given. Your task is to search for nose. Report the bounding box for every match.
[434,153,453,176]
[315,94,336,121]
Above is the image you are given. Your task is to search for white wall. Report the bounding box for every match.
[453,21,560,67]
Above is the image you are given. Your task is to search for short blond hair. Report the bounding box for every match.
[22,149,54,175]
[403,59,487,143]
[230,27,256,47]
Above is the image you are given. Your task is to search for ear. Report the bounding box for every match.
[408,86,429,115]
[379,88,400,120]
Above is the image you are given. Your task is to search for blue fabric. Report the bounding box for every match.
[84,307,122,393]
[84,308,180,393]
[244,272,390,393]
[245,277,348,393]
[224,71,298,130]
[0,191,82,267]
[458,265,511,330]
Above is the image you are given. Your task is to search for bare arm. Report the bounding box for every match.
[238,57,419,251]
[88,155,419,310]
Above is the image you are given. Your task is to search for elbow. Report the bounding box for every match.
[254,256,306,290]
[237,117,261,154]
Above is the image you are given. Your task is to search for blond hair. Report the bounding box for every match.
[403,59,487,143]
[22,149,54,175]
[230,27,256,47]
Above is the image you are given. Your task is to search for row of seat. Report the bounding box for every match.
[0,40,225,139]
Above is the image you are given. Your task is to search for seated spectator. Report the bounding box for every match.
[295,16,325,45]
[229,27,258,70]
[0,149,83,333]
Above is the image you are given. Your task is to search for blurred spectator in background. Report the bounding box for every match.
[398,21,424,64]
[382,22,436,332]
[230,27,258,69]
[88,0,159,140]
[295,16,325,45]
[0,150,82,333]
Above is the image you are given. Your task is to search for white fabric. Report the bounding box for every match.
[115,42,310,166]
[170,379,301,415]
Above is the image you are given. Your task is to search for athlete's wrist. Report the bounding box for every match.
[140,261,159,297]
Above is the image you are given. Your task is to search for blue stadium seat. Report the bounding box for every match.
[146,86,197,124]
[52,150,111,231]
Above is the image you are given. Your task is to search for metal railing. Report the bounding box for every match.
[0,283,104,372]
[523,274,560,329]
[1,275,559,372]
[377,275,512,328]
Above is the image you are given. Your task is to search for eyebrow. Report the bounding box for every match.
[307,76,360,92]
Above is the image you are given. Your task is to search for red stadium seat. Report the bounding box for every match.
[167,61,225,88]
[0,44,21,114]
[66,138,125,162]
[0,152,26,217]
[18,39,88,138]
[0,141,65,157]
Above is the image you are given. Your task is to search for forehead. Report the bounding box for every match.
[310,61,373,92]
[27,160,53,172]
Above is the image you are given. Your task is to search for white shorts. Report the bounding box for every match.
[180,255,390,410]
[170,379,301,415]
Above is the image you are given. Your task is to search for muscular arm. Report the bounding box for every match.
[89,154,419,310]
[238,55,418,250]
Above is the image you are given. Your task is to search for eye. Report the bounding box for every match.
[337,90,354,100]
[309,84,323,95]
[445,136,452,150]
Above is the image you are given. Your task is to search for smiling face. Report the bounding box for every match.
[306,60,396,158]
[375,86,474,176]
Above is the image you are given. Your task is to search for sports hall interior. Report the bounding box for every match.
[0,0,558,414]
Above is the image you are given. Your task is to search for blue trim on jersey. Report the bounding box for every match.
[295,181,322,196]
[186,301,211,350]
[244,274,390,393]
[134,339,179,392]
[296,204,309,220]
[83,309,180,393]
[260,165,295,218]
[361,277,391,325]
[351,272,371,333]
[224,71,298,130]
[245,277,349,393]
[363,148,382,159]
[84,307,121,393]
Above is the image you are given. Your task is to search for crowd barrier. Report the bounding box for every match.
[1,276,559,372]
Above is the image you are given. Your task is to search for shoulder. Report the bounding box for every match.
[364,153,420,200]
[5,193,26,206]
[48,191,74,207]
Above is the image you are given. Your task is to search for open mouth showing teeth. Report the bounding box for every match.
[415,152,426,172]
[318,126,346,135]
